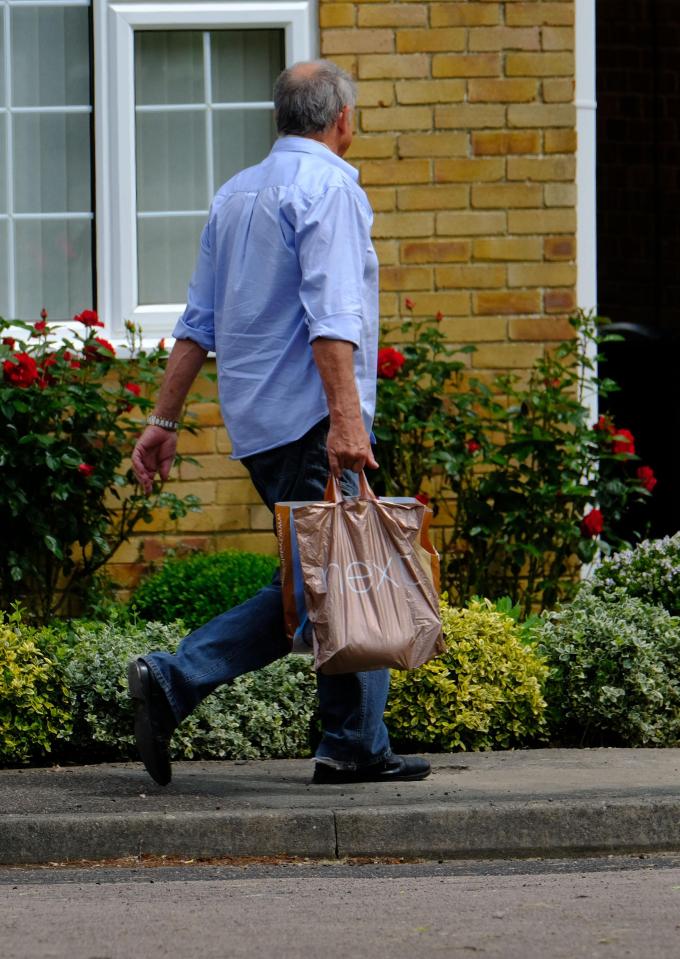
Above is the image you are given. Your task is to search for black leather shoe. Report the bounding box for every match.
[312,754,431,785]
[127,658,177,786]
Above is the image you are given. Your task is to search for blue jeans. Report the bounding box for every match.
[145,417,392,768]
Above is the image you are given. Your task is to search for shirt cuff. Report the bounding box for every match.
[307,312,362,349]
[172,314,216,353]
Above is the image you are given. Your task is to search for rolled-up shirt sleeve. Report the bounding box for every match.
[296,186,372,348]
[172,220,216,352]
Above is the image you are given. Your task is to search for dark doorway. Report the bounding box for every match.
[596,0,680,539]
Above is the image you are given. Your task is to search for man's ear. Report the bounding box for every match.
[338,105,353,136]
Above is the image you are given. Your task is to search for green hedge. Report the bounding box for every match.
[537,584,680,746]
[0,616,72,765]
[6,532,678,766]
[385,598,548,752]
[59,616,317,762]
[129,550,279,632]
[590,533,680,616]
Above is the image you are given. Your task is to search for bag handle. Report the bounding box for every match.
[324,471,378,503]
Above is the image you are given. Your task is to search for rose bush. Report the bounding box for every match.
[371,308,477,499]
[373,308,652,614]
[0,312,201,622]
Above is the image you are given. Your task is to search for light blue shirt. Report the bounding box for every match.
[173,136,379,459]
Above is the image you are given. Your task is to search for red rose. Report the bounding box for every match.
[3,352,38,388]
[74,309,104,329]
[158,338,166,351]
[404,297,415,311]
[33,319,48,335]
[40,308,48,320]
[37,354,59,389]
[611,428,635,455]
[593,415,615,435]
[415,492,430,506]
[636,465,657,492]
[2,337,15,350]
[435,311,444,322]
[377,346,405,379]
[466,439,481,453]
[77,463,95,478]
[123,381,141,412]
[83,337,116,362]
[63,350,81,370]
[580,508,604,538]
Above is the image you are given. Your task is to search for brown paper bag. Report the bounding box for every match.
[291,474,445,674]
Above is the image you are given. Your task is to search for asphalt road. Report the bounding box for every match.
[3,855,680,959]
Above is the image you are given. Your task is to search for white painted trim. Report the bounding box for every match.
[94,0,314,338]
[575,0,597,318]
[575,0,598,427]
[576,0,599,578]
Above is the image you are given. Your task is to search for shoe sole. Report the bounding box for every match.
[313,767,431,785]
[127,660,172,787]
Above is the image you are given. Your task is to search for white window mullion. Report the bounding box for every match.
[7,1,90,7]
[3,1,15,318]
[13,212,93,221]
[10,105,92,115]
[137,210,208,219]
[135,101,274,112]
[135,103,206,113]
[203,30,215,203]
[212,101,274,111]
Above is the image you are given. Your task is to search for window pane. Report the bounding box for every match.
[0,116,6,212]
[211,30,284,103]
[15,218,93,321]
[0,220,9,319]
[134,27,283,307]
[136,111,207,212]
[137,216,204,304]
[213,110,276,185]
[13,113,92,214]
[135,31,204,106]
[0,14,5,106]
[11,6,90,107]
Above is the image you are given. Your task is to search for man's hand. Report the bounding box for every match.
[131,338,207,494]
[132,426,178,495]
[326,416,378,478]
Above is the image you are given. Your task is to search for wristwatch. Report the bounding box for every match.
[147,414,180,431]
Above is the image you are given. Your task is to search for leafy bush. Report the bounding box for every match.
[373,308,653,614]
[0,314,200,622]
[537,585,680,746]
[0,615,72,765]
[590,534,680,616]
[59,615,315,762]
[129,550,279,631]
[385,598,548,752]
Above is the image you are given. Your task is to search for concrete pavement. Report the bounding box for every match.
[2,749,680,865]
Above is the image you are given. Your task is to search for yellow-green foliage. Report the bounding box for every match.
[385,598,548,751]
[0,624,72,765]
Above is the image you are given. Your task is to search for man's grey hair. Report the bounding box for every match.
[273,60,357,136]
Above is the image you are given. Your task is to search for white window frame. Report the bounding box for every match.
[93,0,315,343]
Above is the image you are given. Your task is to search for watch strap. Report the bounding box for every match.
[147,414,180,431]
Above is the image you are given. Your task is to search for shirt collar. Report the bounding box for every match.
[271,135,359,182]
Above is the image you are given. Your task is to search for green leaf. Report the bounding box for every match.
[44,535,64,559]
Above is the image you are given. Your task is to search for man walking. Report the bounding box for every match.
[128,60,430,787]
